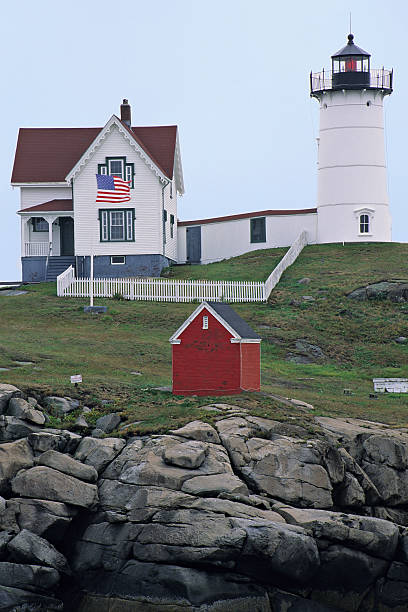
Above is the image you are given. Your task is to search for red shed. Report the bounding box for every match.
[170,301,261,396]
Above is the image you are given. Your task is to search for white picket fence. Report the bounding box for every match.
[57,231,308,303]
[57,271,265,302]
[264,231,308,298]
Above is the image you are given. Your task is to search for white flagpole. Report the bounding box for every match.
[90,248,94,307]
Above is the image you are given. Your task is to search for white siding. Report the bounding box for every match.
[177,213,317,264]
[316,89,391,243]
[163,178,178,262]
[73,124,163,257]
[20,187,72,210]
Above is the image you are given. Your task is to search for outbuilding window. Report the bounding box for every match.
[99,209,135,242]
[360,214,370,234]
[250,217,266,243]
[202,316,208,329]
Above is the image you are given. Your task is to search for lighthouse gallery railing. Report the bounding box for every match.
[310,68,393,95]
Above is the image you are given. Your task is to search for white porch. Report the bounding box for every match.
[20,212,74,258]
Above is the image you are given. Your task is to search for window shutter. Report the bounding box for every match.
[101,211,108,241]
[125,165,133,186]
[126,210,133,241]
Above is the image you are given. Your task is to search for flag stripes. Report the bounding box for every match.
[96,174,131,203]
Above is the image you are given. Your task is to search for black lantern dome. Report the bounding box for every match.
[331,34,371,89]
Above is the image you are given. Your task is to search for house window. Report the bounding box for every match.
[250,217,266,243]
[98,157,134,188]
[99,208,135,242]
[111,211,125,240]
[32,217,48,232]
[360,214,370,234]
[202,316,208,329]
[108,159,124,178]
[111,256,126,265]
[170,214,175,238]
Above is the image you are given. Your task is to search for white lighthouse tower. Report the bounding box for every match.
[311,34,393,243]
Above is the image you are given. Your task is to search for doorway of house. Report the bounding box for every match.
[59,217,74,256]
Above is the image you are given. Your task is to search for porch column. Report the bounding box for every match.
[21,217,30,257]
[46,216,57,255]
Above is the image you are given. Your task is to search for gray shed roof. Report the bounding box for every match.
[206,302,261,340]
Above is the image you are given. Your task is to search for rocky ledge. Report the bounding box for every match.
[1,384,408,611]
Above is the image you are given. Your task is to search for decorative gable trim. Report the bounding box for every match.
[169,301,241,344]
[65,115,169,184]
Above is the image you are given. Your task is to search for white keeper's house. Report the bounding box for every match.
[12,33,394,283]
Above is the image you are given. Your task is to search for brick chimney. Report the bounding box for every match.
[120,99,131,127]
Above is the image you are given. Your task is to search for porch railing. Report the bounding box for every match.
[24,242,49,256]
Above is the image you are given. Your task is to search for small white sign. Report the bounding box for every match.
[70,374,82,384]
[373,378,408,393]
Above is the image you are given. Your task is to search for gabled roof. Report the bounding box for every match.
[207,302,261,339]
[11,123,178,183]
[169,301,261,344]
[178,208,317,227]
[19,200,73,213]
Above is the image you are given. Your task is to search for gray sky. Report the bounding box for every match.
[1,0,406,280]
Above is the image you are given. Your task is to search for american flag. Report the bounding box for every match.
[95,174,131,203]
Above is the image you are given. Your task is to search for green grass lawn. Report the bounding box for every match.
[1,242,408,434]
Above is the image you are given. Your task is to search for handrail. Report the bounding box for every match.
[310,68,393,94]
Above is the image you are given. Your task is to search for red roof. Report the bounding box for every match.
[11,125,177,183]
[19,200,73,213]
[178,208,317,226]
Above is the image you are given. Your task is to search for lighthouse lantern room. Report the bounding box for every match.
[310,34,393,244]
[332,34,371,89]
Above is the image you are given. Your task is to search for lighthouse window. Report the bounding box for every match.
[345,58,357,72]
[250,217,266,243]
[360,214,370,234]
[333,57,368,74]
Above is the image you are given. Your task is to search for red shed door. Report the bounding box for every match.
[172,308,241,395]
